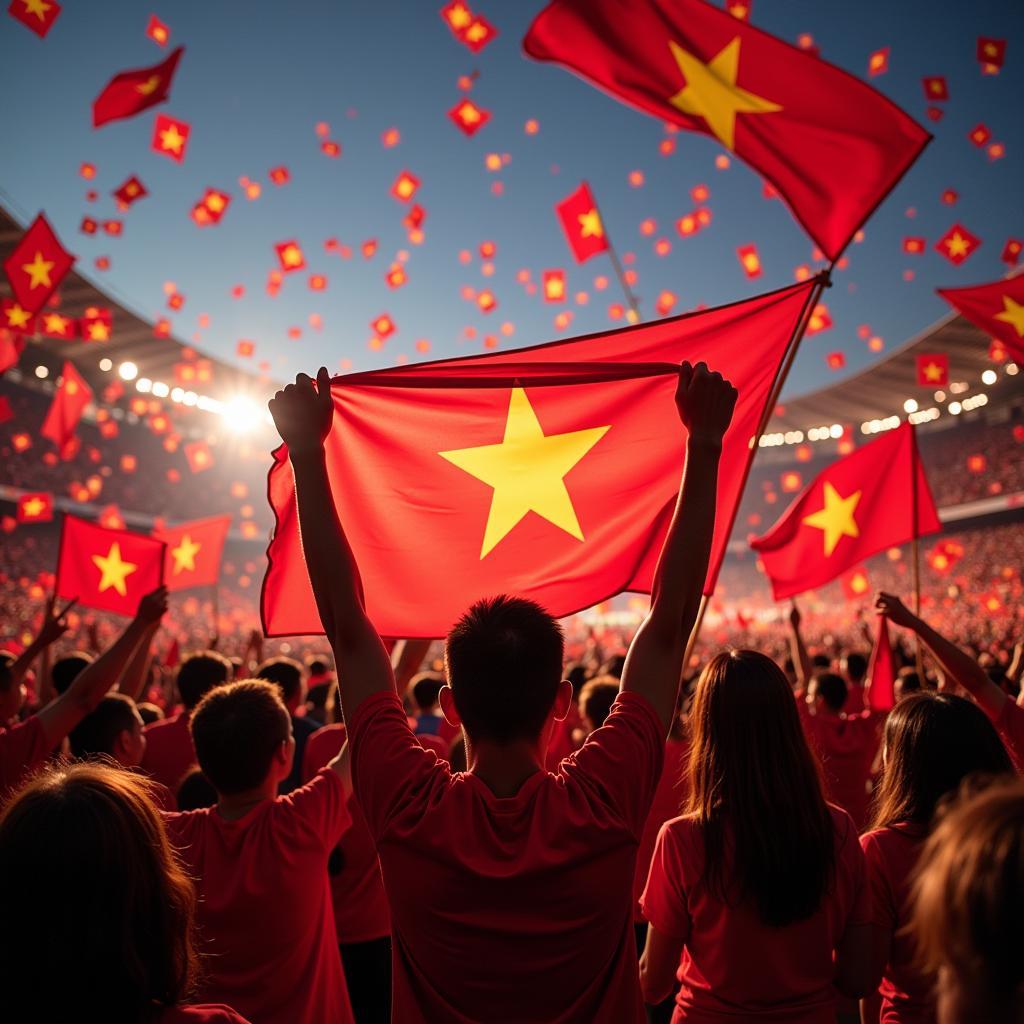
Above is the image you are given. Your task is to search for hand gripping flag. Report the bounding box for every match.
[92,47,184,127]
[937,271,1024,363]
[524,0,930,262]
[154,515,231,592]
[56,515,165,616]
[750,423,940,601]
[262,278,821,637]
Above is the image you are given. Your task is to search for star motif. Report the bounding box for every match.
[136,75,162,96]
[43,313,68,334]
[922,361,944,382]
[5,304,32,329]
[439,388,609,558]
[21,251,55,289]
[159,124,186,154]
[668,37,782,151]
[170,534,202,574]
[22,0,52,19]
[447,3,471,29]
[577,208,603,238]
[21,497,45,517]
[945,232,971,257]
[994,295,1024,337]
[86,320,110,341]
[281,245,303,267]
[91,542,138,597]
[802,482,862,557]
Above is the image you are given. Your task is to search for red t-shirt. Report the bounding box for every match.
[164,771,354,1024]
[844,683,866,715]
[994,698,1024,769]
[642,805,870,1024]
[798,700,881,830]
[161,1005,251,1023]
[142,712,196,803]
[350,689,664,1023]
[302,724,391,944]
[860,823,935,1024]
[0,716,47,800]
[635,735,690,921]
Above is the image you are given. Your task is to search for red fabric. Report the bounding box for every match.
[164,771,354,1024]
[154,515,232,592]
[993,698,1024,770]
[635,736,690,920]
[55,514,166,617]
[751,423,941,601]
[641,805,870,1024]
[915,354,948,387]
[263,280,817,638]
[524,0,929,262]
[160,1005,251,1024]
[92,46,184,127]
[0,716,47,800]
[938,272,1024,362]
[41,363,93,453]
[2,213,75,313]
[545,703,583,769]
[865,615,896,713]
[860,824,935,1024]
[798,701,881,831]
[0,331,26,374]
[141,712,196,803]
[302,724,391,943]
[555,182,610,263]
[7,0,62,37]
[350,689,664,1023]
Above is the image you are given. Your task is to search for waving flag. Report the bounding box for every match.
[262,278,820,637]
[751,423,940,601]
[154,515,231,592]
[556,182,610,263]
[865,615,896,713]
[92,46,184,127]
[40,362,92,455]
[524,0,929,261]
[3,213,75,314]
[938,272,1024,362]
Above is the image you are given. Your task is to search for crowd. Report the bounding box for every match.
[0,362,1021,1024]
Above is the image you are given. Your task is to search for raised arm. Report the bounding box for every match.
[620,362,737,731]
[874,592,1006,720]
[116,620,160,701]
[788,601,812,691]
[269,368,396,721]
[7,596,76,691]
[35,587,168,747]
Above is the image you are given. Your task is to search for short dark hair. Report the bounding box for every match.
[69,694,139,759]
[410,672,445,712]
[814,672,847,713]
[842,651,868,683]
[307,658,329,676]
[52,653,92,695]
[190,680,291,795]
[445,595,564,744]
[176,652,232,710]
[175,768,218,812]
[579,677,620,731]
[256,657,304,704]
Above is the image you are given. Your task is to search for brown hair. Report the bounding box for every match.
[911,778,1024,1015]
[870,692,1012,831]
[190,679,291,794]
[578,675,620,731]
[686,650,835,927]
[0,762,199,1023]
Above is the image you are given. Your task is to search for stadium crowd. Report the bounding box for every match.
[0,363,1022,1024]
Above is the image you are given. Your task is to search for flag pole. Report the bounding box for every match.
[909,425,924,676]
[679,267,831,673]
[210,584,221,648]
[590,194,642,323]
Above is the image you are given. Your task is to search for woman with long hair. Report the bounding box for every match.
[0,762,250,1024]
[860,692,1013,1023]
[639,650,873,1022]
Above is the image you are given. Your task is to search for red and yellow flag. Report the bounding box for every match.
[154,515,231,592]
[40,361,93,454]
[262,279,820,637]
[524,0,929,261]
[56,515,165,616]
[2,213,75,314]
[916,353,949,387]
[555,182,610,263]
[92,46,184,127]
[16,492,53,524]
[8,0,62,37]
[751,423,941,601]
[937,272,1024,363]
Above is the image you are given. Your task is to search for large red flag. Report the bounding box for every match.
[555,182,610,263]
[154,515,231,592]
[40,362,92,454]
[262,279,820,637]
[524,0,929,261]
[750,423,940,601]
[56,515,165,616]
[92,47,184,127]
[937,272,1024,362]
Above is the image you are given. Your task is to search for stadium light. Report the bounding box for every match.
[35,365,48,379]
[119,361,138,381]
[221,395,264,433]
[99,358,112,372]
[981,369,997,385]
[903,398,918,413]
[948,401,962,415]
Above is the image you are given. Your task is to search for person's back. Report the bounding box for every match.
[164,680,354,1024]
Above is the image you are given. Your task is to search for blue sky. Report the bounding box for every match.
[1,0,1021,396]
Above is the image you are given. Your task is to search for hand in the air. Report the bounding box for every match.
[269,367,335,458]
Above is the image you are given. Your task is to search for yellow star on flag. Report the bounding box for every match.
[43,313,69,334]
[21,251,55,290]
[994,295,1024,337]
[159,124,186,154]
[170,534,202,574]
[668,37,782,151]
[447,3,471,29]
[922,361,944,382]
[945,232,970,258]
[5,304,32,329]
[21,497,45,518]
[22,0,52,19]
[87,320,110,341]
[577,209,603,238]
[136,75,162,96]
[439,388,609,558]
[802,482,862,557]
[91,542,138,597]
